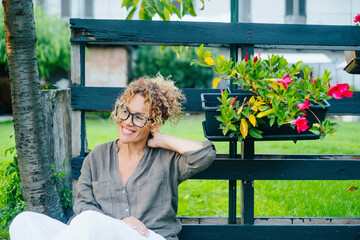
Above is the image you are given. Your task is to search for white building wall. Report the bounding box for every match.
[251,0,285,23]
[307,0,360,25]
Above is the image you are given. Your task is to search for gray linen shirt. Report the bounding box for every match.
[73,140,216,240]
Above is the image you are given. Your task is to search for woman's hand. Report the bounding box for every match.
[121,216,149,237]
[146,131,164,149]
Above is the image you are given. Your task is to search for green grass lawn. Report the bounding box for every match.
[0,121,15,169]
[1,115,360,218]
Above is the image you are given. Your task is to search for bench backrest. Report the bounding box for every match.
[70,19,360,239]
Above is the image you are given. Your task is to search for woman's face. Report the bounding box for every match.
[117,94,152,145]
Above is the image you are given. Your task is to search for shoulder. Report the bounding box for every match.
[91,140,115,153]
[84,140,117,163]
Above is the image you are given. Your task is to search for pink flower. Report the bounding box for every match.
[296,99,311,111]
[276,73,292,89]
[230,97,237,108]
[354,14,360,24]
[244,53,249,62]
[327,83,353,99]
[258,50,261,58]
[312,78,317,84]
[228,96,237,113]
[291,116,310,133]
[221,87,223,96]
[253,56,258,63]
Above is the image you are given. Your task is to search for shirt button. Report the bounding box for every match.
[122,190,126,194]
[125,208,129,212]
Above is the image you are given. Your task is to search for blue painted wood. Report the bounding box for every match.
[70,155,360,180]
[71,87,360,114]
[70,19,360,49]
[178,224,360,240]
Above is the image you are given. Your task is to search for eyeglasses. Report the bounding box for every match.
[117,107,151,128]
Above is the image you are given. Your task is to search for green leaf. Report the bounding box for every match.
[145,5,157,16]
[145,0,155,6]
[269,117,276,127]
[126,7,137,20]
[182,0,190,16]
[200,0,205,10]
[190,59,209,67]
[249,128,263,139]
[188,0,197,16]
[154,0,165,12]
[222,126,229,135]
[121,0,132,8]
[172,4,182,19]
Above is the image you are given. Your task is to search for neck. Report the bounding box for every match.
[117,140,146,160]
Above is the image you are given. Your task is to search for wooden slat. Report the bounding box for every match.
[327,92,360,114]
[193,157,360,180]
[70,155,360,180]
[178,216,360,225]
[178,224,360,240]
[70,19,360,50]
[71,87,234,112]
[71,87,360,114]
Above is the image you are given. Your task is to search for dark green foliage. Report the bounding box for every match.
[51,161,73,217]
[0,136,26,240]
[121,0,207,21]
[131,46,214,88]
[0,6,70,78]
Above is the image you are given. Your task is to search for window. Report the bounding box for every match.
[286,0,293,16]
[286,0,306,16]
[84,0,94,18]
[299,0,306,17]
[61,0,71,18]
[285,0,306,24]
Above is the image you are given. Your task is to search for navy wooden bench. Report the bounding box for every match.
[69,18,360,239]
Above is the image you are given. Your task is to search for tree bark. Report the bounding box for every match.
[3,0,66,222]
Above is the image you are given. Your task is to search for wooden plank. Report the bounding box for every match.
[177,216,360,225]
[70,44,83,157]
[71,87,360,114]
[327,92,360,115]
[70,155,360,180]
[70,19,360,49]
[71,87,226,112]
[178,224,360,240]
[193,157,360,180]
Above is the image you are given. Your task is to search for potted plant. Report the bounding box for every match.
[344,13,360,74]
[192,45,353,141]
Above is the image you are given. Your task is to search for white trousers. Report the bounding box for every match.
[9,210,166,240]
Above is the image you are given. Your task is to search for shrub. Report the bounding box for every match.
[0,142,25,240]
[0,5,70,78]
[131,46,214,88]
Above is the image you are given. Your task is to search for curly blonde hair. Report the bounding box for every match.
[110,74,186,130]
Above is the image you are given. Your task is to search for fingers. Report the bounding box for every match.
[121,216,150,237]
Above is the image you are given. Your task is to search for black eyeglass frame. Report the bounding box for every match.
[117,107,152,128]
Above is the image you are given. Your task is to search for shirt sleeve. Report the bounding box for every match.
[73,152,105,215]
[177,141,216,182]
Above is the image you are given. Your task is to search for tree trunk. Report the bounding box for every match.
[3,0,66,222]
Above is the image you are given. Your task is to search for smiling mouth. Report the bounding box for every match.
[122,127,135,135]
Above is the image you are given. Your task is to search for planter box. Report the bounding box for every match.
[344,50,360,74]
[201,92,330,141]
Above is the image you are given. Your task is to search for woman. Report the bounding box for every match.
[10,75,216,240]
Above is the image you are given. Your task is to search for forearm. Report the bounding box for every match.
[149,132,203,154]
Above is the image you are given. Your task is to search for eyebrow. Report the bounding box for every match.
[125,106,145,116]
